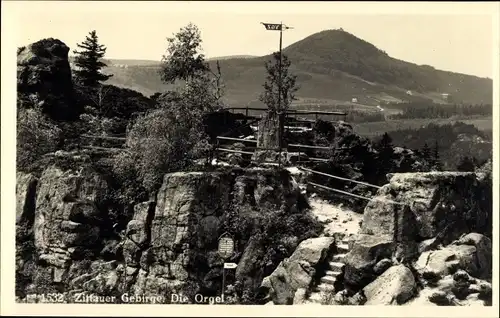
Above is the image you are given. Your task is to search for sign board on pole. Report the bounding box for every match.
[224,263,238,269]
[218,233,235,259]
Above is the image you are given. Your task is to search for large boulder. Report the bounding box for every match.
[260,237,335,304]
[362,264,416,305]
[17,38,77,120]
[143,171,234,297]
[415,233,492,280]
[344,234,394,289]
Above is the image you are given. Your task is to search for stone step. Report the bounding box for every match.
[332,253,347,262]
[308,292,325,304]
[316,283,336,292]
[325,270,343,278]
[336,243,350,253]
[329,261,345,271]
[320,275,337,285]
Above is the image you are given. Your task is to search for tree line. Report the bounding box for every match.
[387,101,492,120]
[382,121,491,171]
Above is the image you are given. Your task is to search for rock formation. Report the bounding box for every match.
[415,233,492,281]
[361,264,416,305]
[260,237,336,304]
[17,38,78,121]
[341,171,492,305]
[16,162,317,303]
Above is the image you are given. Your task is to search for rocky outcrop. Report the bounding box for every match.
[133,168,310,301]
[260,237,335,304]
[34,165,109,269]
[344,172,491,292]
[392,147,425,172]
[17,165,317,303]
[449,134,492,169]
[17,38,78,120]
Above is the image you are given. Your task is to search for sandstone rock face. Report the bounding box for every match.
[16,172,38,229]
[16,173,39,296]
[151,171,232,256]
[134,171,234,296]
[34,165,109,268]
[128,168,309,301]
[17,38,76,120]
[344,172,491,290]
[379,172,489,240]
[362,265,416,305]
[18,165,313,303]
[260,237,335,304]
[235,236,266,292]
[122,201,155,270]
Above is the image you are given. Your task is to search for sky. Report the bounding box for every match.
[6,1,498,78]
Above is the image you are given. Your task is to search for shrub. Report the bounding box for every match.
[17,107,61,171]
[112,104,211,192]
[74,84,155,122]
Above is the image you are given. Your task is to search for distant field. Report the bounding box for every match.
[353,116,493,138]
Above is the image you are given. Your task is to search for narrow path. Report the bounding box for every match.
[304,198,363,305]
[309,197,362,237]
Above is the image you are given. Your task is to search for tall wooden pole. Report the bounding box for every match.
[277,22,283,168]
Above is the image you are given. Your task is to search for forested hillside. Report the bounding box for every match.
[95,29,492,108]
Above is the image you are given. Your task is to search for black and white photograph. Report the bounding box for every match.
[1,1,499,316]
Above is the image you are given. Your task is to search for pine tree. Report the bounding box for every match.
[73,30,112,87]
[421,143,432,159]
[432,140,442,171]
[421,143,433,171]
[376,133,395,177]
